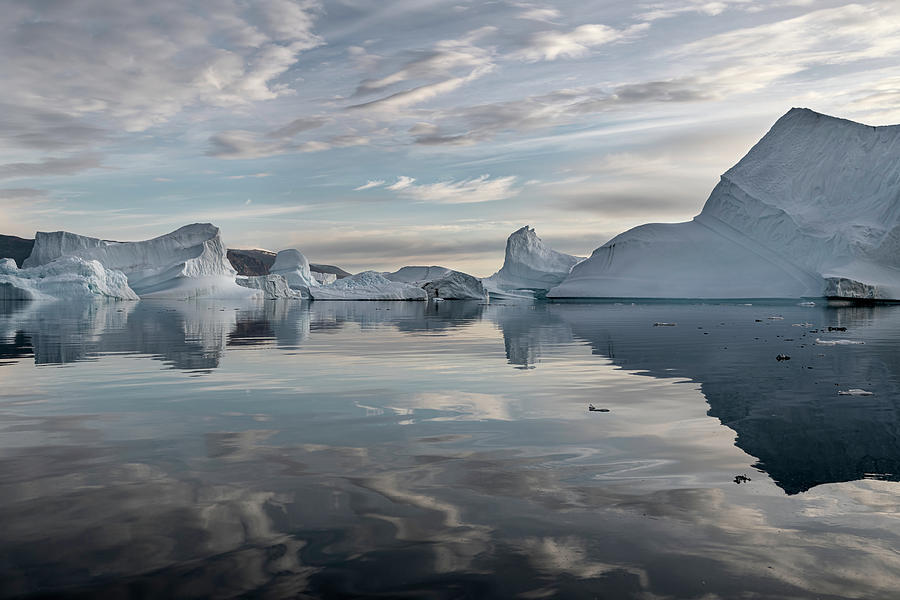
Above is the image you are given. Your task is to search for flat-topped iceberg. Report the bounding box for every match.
[310,271,427,301]
[549,108,900,300]
[23,223,254,299]
[386,266,487,300]
[483,226,580,299]
[0,256,138,301]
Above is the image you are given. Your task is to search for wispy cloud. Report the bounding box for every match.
[394,174,520,204]
[353,179,385,191]
[0,155,104,180]
[386,176,416,191]
[225,172,272,180]
[512,23,649,62]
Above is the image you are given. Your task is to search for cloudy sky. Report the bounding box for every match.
[2,0,899,274]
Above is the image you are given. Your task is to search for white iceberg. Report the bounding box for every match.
[310,271,427,301]
[311,271,337,285]
[385,266,487,300]
[23,223,254,299]
[483,226,581,299]
[235,274,301,299]
[549,108,900,300]
[269,249,319,297]
[0,256,138,301]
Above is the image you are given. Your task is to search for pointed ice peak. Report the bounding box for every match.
[484,226,581,294]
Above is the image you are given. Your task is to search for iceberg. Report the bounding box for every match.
[269,249,319,297]
[23,223,254,299]
[235,274,301,299]
[310,271,427,301]
[385,266,488,300]
[311,271,337,285]
[483,226,580,299]
[549,108,900,300]
[0,256,138,301]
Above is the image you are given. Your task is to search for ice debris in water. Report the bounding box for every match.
[838,389,874,396]
[815,338,865,346]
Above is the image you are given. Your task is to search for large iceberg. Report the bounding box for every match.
[483,226,581,298]
[549,108,900,300]
[310,271,427,301]
[23,223,254,299]
[0,256,138,301]
[385,266,488,300]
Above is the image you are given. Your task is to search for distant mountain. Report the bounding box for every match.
[0,234,35,267]
[227,249,276,276]
[227,248,351,279]
[309,263,351,279]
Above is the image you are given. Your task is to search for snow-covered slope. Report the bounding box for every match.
[483,227,580,298]
[386,266,487,300]
[310,271,427,301]
[0,257,138,301]
[23,223,253,299]
[269,249,319,297]
[549,108,900,300]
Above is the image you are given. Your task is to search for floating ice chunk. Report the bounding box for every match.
[838,389,874,396]
[653,322,677,327]
[815,338,865,346]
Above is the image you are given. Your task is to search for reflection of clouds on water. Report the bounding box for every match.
[2,301,900,596]
[385,391,516,422]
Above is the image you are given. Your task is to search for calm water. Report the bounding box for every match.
[1,299,899,599]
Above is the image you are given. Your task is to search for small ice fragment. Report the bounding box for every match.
[791,322,814,327]
[653,322,677,327]
[838,389,874,396]
[767,315,784,320]
[799,301,816,306]
[815,338,865,346]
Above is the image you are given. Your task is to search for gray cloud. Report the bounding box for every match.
[411,78,713,146]
[0,155,104,179]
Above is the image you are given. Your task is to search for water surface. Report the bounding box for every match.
[1,299,899,598]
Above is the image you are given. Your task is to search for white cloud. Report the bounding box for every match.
[672,3,900,88]
[353,179,386,191]
[386,176,416,191]
[391,174,520,204]
[0,0,323,144]
[513,23,649,62]
[225,172,272,180]
[516,7,562,22]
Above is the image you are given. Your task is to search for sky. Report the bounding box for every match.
[2,0,900,275]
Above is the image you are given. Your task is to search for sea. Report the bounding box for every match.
[1,299,898,599]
